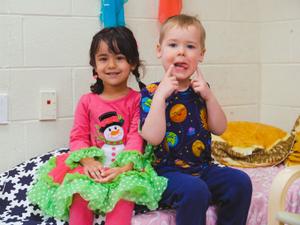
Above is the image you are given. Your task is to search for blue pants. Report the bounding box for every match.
[158,165,252,225]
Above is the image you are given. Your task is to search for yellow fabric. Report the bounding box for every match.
[212,120,295,168]
[220,121,287,149]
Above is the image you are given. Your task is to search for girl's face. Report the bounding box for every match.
[94,41,135,89]
[157,25,205,82]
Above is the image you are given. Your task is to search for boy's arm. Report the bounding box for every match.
[141,65,178,145]
[191,68,227,135]
[205,94,227,135]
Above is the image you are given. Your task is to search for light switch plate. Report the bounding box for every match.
[0,93,8,124]
[39,90,57,120]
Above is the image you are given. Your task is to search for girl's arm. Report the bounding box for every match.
[69,95,104,180]
[69,95,91,151]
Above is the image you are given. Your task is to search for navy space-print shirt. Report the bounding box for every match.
[140,82,212,174]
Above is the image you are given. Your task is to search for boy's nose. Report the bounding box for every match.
[177,46,185,55]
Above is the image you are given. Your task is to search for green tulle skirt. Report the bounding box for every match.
[27,146,168,221]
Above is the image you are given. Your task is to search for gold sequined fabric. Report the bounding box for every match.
[285,117,300,166]
[211,117,300,168]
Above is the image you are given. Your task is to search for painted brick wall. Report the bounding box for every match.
[259,0,300,131]
[0,0,297,172]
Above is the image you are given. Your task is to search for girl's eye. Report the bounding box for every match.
[98,57,107,62]
[116,55,126,60]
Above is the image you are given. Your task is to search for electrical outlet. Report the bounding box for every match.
[0,93,8,124]
[39,90,57,120]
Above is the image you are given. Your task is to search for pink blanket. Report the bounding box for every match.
[132,165,300,225]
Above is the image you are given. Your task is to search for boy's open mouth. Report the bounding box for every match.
[174,62,188,70]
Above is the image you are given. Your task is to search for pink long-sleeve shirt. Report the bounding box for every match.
[69,89,143,154]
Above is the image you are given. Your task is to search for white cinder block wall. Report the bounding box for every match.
[0,0,297,173]
[259,0,300,131]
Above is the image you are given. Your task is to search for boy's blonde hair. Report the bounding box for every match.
[159,14,206,49]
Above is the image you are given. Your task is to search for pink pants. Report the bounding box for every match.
[69,194,134,225]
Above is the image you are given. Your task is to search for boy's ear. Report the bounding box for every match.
[198,48,206,62]
[156,44,162,58]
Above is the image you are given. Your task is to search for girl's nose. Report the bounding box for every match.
[108,58,117,68]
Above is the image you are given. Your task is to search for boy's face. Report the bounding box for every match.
[157,25,205,81]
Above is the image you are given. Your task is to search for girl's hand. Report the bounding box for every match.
[80,157,103,181]
[191,67,212,101]
[96,163,133,183]
[156,64,178,99]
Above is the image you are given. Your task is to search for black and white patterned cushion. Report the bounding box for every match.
[0,148,105,225]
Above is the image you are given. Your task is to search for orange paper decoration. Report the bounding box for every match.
[158,0,182,23]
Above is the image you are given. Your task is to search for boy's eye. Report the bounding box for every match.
[187,44,195,49]
[168,43,177,48]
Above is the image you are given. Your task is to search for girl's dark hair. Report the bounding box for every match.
[89,26,145,94]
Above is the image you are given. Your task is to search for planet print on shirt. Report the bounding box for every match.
[165,131,178,147]
[175,159,190,168]
[170,104,187,123]
[146,83,158,93]
[187,127,196,136]
[142,97,152,113]
[192,140,205,157]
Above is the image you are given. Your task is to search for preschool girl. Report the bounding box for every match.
[28,26,167,225]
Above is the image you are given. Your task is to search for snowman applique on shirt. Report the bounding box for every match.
[97,111,125,167]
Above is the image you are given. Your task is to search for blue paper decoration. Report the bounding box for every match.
[100,0,128,28]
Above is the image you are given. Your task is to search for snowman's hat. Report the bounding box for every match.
[99,111,124,133]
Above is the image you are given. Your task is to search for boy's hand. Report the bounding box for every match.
[191,67,212,101]
[80,157,103,181]
[156,64,178,99]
